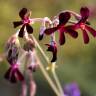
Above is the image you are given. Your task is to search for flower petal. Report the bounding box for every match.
[26,24,33,34]
[80,7,90,20]
[13,21,23,28]
[18,25,25,38]
[51,50,57,62]
[19,8,28,19]
[39,34,44,40]
[65,26,78,38]
[59,28,65,45]
[10,70,17,83]
[82,29,89,44]
[45,43,57,62]
[4,67,11,80]
[59,12,71,25]
[16,69,24,81]
[4,67,17,83]
[44,27,58,35]
[85,25,96,37]
[39,26,46,40]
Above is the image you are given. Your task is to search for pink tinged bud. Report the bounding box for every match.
[52,18,59,27]
[23,39,35,52]
[27,51,38,72]
[5,34,20,65]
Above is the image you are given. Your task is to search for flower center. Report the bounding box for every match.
[23,18,30,24]
[80,23,85,30]
[12,64,18,69]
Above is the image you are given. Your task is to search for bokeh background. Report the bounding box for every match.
[0,0,96,96]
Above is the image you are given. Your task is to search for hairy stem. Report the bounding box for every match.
[36,55,60,96]
[51,62,64,96]
[21,81,27,96]
[31,34,60,96]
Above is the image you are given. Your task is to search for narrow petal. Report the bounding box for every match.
[39,26,46,40]
[19,8,28,19]
[65,26,78,38]
[59,12,71,25]
[80,7,90,19]
[10,70,17,83]
[85,25,96,37]
[82,29,89,44]
[45,44,57,62]
[26,24,33,34]
[44,27,58,35]
[59,28,65,45]
[18,25,25,38]
[39,34,44,40]
[51,48,57,62]
[13,21,23,28]
[16,69,24,81]
[4,67,11,80]
[4,67,17,83]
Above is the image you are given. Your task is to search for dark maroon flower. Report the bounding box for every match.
[44,12,78,45]
[45,41,57,62]
[73,7,96,44]
[4,64,24,83]
[13,8,33,38]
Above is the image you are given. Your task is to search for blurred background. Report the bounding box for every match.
[0,0,96,96]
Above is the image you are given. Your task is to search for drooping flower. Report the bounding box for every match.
[64,83,81,96]
[45,41,57,62]
[4,63,24,83]
[71,7,96,44]
[44,12,78,45]
[23,37,38,72]
[13,8,33,37]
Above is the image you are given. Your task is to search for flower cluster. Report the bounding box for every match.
[2,7,96,96]
[11,7,96,64]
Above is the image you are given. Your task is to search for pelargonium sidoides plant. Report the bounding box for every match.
[0,7,96,96]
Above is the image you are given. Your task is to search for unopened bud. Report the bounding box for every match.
[5,33,20,64]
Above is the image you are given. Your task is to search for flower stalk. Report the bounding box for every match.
[31,34,64,96]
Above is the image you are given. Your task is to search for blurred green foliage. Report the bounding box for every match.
[0,0,96,96]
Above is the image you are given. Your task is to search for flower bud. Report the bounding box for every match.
[27,51,38,72]
[5,33,20,64]
[23,39,35,52]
